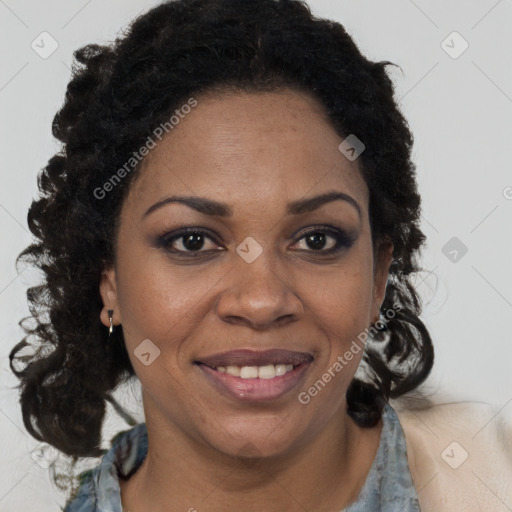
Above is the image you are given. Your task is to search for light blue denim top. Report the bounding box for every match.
[63,403,420,511]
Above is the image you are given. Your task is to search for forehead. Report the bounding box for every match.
[125,89,368,215]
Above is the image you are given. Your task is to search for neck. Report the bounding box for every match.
[120,403,382,512]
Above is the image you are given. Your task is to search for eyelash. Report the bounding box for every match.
[157,225,355,259]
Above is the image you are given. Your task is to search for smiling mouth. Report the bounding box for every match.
[195,349,314,401]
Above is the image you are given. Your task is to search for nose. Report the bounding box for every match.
[215,251,304,331]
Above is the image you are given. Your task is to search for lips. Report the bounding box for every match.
[195,349,314,402]
[196,349,314,369]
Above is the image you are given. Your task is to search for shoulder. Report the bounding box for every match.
[390,396,512,512]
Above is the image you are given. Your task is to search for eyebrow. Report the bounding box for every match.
[143,191,361,219]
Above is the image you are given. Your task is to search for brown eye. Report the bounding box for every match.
[159,228,221,255]
[301,232,334,251]
[293,226,355,255]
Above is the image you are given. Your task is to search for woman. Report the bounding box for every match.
[9,0,511,510]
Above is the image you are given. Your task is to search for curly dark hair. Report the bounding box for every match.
[10,0,433,460]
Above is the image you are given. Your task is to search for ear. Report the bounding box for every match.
[99,266,121,327]
[371,238,394,323]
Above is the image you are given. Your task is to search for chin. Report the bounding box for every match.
[205,417,303,460]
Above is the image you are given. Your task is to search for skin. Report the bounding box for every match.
[100,88,393,511]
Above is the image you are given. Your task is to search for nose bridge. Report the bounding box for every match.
[215,241,302,329]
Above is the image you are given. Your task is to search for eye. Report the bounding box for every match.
[159,228,222,255]
[293,226,355,255]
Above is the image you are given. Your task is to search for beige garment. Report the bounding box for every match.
[391,398,512,511]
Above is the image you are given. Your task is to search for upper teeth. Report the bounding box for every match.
[216,364,294,379]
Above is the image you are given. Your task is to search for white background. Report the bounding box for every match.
[1,1,511,510]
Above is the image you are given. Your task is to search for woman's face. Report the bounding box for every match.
[101,89,392,458]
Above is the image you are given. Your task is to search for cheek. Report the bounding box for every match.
[114,257,225,413]
[302,261,375,341]
[296,251,374,379]
[296,269,371,414]
[115,251,225,354]
[309,277,372,328]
